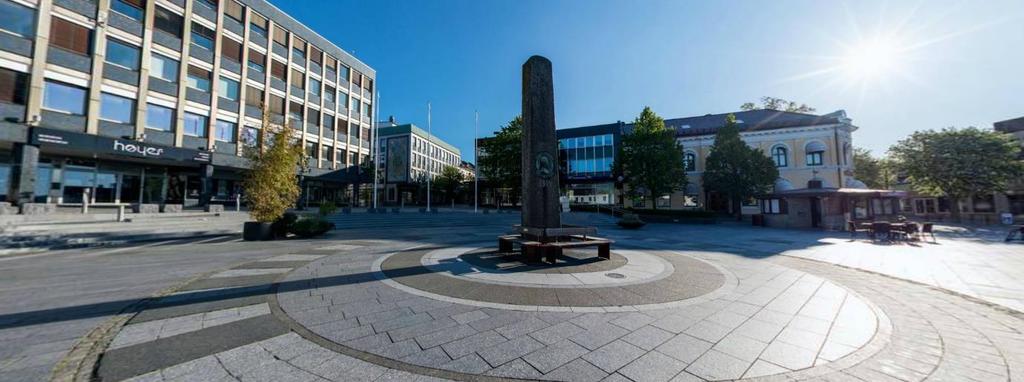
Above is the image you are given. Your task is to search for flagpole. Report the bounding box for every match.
[371,92,380,209]
[474,110,478,213]
[426,102,431,211]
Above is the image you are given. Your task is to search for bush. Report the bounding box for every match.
[271,212,299,238]
[290,217,334,238]
[318,201,338,216]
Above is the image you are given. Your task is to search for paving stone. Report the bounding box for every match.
[485,359,544,379]
[569,323,629,350]
[618,351,688,382]
[450,310,490,325]
[656,334,713,364]
[685,349,750,381]
[476,336,546,367]
[543,358,609,382]
[608,312,656,331]
[371,340,423,360]
[414,324,479,350]
[530,321,586,345]
[759,339,818,370]
[400,347,452,368]
[621,325,673,351]
[711,333,769,362]
[522,340,590,374]
[440,330,507,359]
[581,340,647,373]
[442,353,492,374]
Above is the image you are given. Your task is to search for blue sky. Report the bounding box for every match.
[274,0,1024,163]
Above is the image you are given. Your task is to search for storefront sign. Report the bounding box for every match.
[113,140,165,157]
[30,127,212,164]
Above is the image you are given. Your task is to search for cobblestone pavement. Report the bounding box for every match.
[79,216,1024,382]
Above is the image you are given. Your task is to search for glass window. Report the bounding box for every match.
[218,76,239,101]
[111,0,144,21]
[683,195,698,207]
[105,39,140,70]
[215,119,236,142]
[224,0,244,22]
[249,14,268,38]
[241,126,258,147]
[339,66,350,81]
[309,78,321,96]
[324,86,335,102]
[247,49,265,72]
[806,151,823,166]
[196,0,216,10]
[0,68,29,105]
[150,53,179,82]
[657,195,671,208]
[0,0,34,37]
[183,112,207,137]
[351,98,359,112]
[50,18,92,55]
[186,66,211,92]
[190,22,215,50]
[43,80,87,115]
[772,146,788,167]
[100,93,135,123]
[153,7,183,37]
[146,103,173,131]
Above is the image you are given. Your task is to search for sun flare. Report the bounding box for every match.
[842,39,900,79]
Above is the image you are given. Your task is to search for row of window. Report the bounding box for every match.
[0,0,373,116]
[678,145,829,172]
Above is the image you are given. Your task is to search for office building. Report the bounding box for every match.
[376,118,461,204]
[0,0,375,211]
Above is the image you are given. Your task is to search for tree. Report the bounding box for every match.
[740,96,816,113]
[478,116,523,206]
[703,114,779,219]
[615,107,687,210]
[242,111,303,223]
[436,165,466,204]
[852,148,897,189]
[889,127,1023,220]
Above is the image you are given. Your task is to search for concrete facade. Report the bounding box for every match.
[0,0,376,208]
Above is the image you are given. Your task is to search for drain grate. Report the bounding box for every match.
[605,272,626,279]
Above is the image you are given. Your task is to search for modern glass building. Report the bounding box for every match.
[0,0,375,211]
[556,122,622,205]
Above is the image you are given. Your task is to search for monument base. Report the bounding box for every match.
[498,225,613,263]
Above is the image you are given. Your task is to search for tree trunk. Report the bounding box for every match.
[733,194,743,221]
[949,195,962,223]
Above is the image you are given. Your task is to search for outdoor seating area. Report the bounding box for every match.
[849,220,936,242]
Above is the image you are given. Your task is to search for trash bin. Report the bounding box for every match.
[1001,212,1014,225]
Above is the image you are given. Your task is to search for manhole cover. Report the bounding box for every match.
[605,272,626,279]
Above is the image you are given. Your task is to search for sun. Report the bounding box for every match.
[842,39,900,79]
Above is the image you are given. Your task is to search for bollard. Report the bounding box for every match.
[116,205,126,222]
[236,194,241,212]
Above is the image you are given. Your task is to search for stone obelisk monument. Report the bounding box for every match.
[520,56,560,240]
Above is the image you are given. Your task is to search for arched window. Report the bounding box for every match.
[771,146,788,167]
[683,152,696,172]
[805,141,826,166]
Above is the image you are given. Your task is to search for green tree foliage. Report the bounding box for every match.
[852,148,897,189]
[703,114,779,219]
[243,112,303,223]
[478,116,523,205]
[616,107,687,210]
[888,127,1023,218]
[740,96,816,113]
[436,165,466,203]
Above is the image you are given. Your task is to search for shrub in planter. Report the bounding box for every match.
[617,213,646,229]
[319,201,338,216]
[241,110,303,241]
[271,212,299,238]
[290,217,334,238]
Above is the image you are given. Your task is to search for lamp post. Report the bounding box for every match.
[474,110,479,213]
[426,102,431,211]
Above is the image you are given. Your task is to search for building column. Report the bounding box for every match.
[24,0,54,125]
[10,143,40,206]
[199,163,214,206]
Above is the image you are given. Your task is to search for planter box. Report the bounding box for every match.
[162,204,183,213]
[132,203,160,214]
[243,221,273,241]
[21,203,56,215]
[0,202,18,215]
[205,204,224,213]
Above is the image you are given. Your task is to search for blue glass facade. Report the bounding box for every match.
[559,133,614,180]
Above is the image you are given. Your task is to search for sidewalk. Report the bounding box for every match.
[0,212,250,255]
